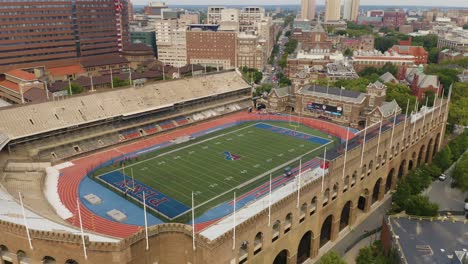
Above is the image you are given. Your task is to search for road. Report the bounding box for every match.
[262,25,290,84]
[424,153,467,212]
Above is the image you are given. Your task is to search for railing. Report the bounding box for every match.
[344,226,382,253]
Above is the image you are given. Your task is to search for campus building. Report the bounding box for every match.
[0,0,130,72]
[324,0,341,22]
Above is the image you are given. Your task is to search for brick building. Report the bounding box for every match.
[340,35,375,52]
[390,41,428,65]
[0,0,130,72]
[292,23,333,51]
[382,11,406,28]
[351,50,416,72]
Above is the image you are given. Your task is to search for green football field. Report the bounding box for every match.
[95,121,338,218]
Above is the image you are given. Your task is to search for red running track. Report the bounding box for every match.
[58,112,354,238]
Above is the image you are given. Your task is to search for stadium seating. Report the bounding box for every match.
[174,116,189,126]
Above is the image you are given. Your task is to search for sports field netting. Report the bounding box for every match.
[95,121,337,220]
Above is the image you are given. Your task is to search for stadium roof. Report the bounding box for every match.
[0,71,250,142]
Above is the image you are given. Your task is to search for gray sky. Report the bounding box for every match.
[131,0,468,7]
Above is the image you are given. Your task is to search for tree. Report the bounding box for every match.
[356,246,375,264]
[285,30,291,37]
[344,48,353,57]
[240,67,263,84]
[65,83,84,95]
[428,47,439,64]
[385,83,418,114]
[276,72,292,87]
[405,195,439,216]
[448,82,468,126]
[433,145,453,171]
[284,38,298,54]
[452,153,468,192]
[464,24,468,30]
[375,36,399,52]
[318,251,346,264]
[112,77,129,88]
[254,83,273,97]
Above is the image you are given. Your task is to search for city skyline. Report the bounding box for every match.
[130,0,468,7]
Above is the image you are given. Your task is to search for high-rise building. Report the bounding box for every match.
[301,0,316,20]
[155,17,190,67]
[343,0,360,21]
[325,0,341,22]
[0,0,129,72]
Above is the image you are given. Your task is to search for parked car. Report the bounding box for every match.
[439,174,447,181]
[464,198,468,212]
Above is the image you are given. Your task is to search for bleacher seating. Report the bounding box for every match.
[174,117,189,126]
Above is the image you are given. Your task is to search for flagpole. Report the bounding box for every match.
[143,191,149,250]
[297,158,302,208]
[268,173,272,227]
[110,68,114,89]
[376,117,383,158]
[19,192,33,250]
[439,85,452,151]
[192,191,196,251]
[342,129,349,179]
[402,99,410,142]
[431,93,438,123]
[77,198,88,259]
[322,147,326,192]
[389,107,398,153]
[422,97,429,129]
[438,90,444,119]
[68,78,73,95]
[360,120,368,168]
[232,192,236,250]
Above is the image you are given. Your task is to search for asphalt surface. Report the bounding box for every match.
[389,217,468,264]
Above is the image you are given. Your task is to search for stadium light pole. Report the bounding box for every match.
[401,99,410,143]
[439,85,452,151]
[376,117,383,159]
[19,192,33,250]
[232,192,236,251]
[296,158,302,208]
[321,147,326,192]
[431,93,438,123]
[422,97,429,129]
[359,120,368,168]
[389,107,398,154]
[110,68,114,89]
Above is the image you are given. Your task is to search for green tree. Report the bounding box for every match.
[285,30,291,37]
[405,195,439,216]
[385,83,418,114]
[112,77,129,88]
[433,145,453,171]
[254,83,273,97]
[375,36,399,52]
[464,24,468,30]
[452,153,468,192]
[318,251,346,264]
[276,72,292,87]
[428,47,439,64]
[66,83,84,95]
[344,48,353,57]
[448,82,468,126]
[284,38,298,54]
[356,246,375,264]
[240,67,263,84]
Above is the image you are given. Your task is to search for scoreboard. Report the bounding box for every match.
[307,102,343,116]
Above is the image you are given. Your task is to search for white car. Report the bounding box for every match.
[439,174,447,181]
[465,198,468,212]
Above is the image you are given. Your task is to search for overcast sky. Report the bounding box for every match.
[131,0,468,7]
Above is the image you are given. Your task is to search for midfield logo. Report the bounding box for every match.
[223,151,242,161]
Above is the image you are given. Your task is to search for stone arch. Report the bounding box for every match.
[0,245,10,263]
[297,231,313,264]
[320,215,334,247]
[17,251,27,263]
[272,220,281,242]
[339,201,352,231]
[273,249,289,264]
[433,133,441,157]
[300,203,307,221]
[284,213,293,233]
[372,178,383,204]
[254,232,263,255]
[43,256,56,264]
[310,196,317,215]
[385,168,395,193]
[343,176,350,193]
[65,260,79,264]
[323,188,330,206]
[332,183,338,201]
[358,189,369,211]
[425,138,434,163]
[239,240,249,264]
[398,160,406,179]
[408,152,416,171]
[368,160,373,176]
[417,145,426,166]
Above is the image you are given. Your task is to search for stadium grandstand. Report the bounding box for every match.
[0,68,451,264]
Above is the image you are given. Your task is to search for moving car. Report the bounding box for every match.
[439,174,447,181]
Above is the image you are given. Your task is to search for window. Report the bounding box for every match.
[272,220,280,242]
[310,197,317,215]
[253,232,263,255]
[284,213,292,233]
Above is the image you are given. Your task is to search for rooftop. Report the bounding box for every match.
[388,216,468,264]
[48,65,85,77]
[5,69,37,81]
[0,80,19,93]
[0,71,250,140]
[298,85,367,103]
[80,55,129,68]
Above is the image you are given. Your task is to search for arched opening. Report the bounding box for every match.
[433,133,441,157]
[368,160,373,176]
[320,215,334,247]
[386,169,394,193]
[408,160,414,171]
[43,256,56,264]
[272,220,281,242]
[323,188,330,207]
[382,151,387,166]
[254,232,263,255]
[417,145,425,166]
[310,197,317,215]
[339,201,352,231]
[65,260,79,264]
[398,160,406,179]
[17,251,27,263]
[343,176,350,193]
[0,245,12,264]
[425,138,433,163]
[358,189,369,211]
[300,203,307,222]
[351,171,357,187]
[273,249,289,264]
[361,164,367,180]
[332,183,338,201]
[296,231,312,264]
[372,178,382,204]
[284,213,292,233]
[395,143,400,156]
[239,241,249,264]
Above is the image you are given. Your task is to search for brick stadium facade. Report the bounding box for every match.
[0,0,129,72]
[0,99,449,264]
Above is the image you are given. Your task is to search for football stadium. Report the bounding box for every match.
[0,70,449,264]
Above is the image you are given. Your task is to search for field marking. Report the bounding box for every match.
[95,123,259,178]
[257,122,330,141]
